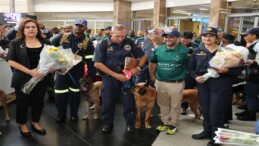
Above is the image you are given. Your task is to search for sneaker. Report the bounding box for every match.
[156,125,168,132]
[166,125,177,135]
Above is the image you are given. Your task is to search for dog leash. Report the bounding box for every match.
[68,72,79,87]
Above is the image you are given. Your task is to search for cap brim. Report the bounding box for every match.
[202,32,217,35]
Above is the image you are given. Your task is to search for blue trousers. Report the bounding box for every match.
[101,75,136,126]
[245,81,259,112]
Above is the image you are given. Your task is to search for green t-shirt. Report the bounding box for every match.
[150,44,190,81]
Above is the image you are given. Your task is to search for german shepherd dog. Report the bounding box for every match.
[182,89,202,120]
[79,77,102,120]
[134,83,157,129]
[0,90,11,135]
[0,90,10,122]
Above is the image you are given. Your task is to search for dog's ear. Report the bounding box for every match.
[138,86,147,95]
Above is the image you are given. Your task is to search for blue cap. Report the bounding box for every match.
[162,30,181,38]
[201,27,218,35]
[245,28,259,35]
[74,19,87,27]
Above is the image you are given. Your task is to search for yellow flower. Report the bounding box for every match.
[58,57,66,63]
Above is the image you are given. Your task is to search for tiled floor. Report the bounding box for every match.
[0,95,257,146]
[0,96,161,146]
[152,106,256,146]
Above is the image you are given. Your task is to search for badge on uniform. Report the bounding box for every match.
[78,43,83,49]
[124,45,131,51]
[141,42,144,48]
[107,46,113,51]
[197,51,206,56]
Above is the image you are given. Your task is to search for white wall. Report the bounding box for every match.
[34,1,113,12]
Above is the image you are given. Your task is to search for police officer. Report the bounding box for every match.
[134,28,155,86]
[180,30,198,115]
[189,27,242,146]
[93,24,147,133]
[51,19,96,123]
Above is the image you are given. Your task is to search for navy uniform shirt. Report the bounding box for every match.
[135,36,154,62]
[51,33,96,78]
[93,37,145,73]
[188,44,243,89]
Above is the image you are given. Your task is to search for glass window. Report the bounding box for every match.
[226,17,240,34]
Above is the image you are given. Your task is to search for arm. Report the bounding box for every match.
[149,62,157,82]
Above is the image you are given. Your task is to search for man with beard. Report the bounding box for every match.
[51,19,96,123]
[150,30,191,135]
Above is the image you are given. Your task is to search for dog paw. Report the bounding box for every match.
[93,115,99,120]
[82,115,89,120]
[145,124,151,129]
[135,123,141,129]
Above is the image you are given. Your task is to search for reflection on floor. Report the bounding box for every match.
[0,95,161,146]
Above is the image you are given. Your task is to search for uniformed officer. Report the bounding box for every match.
[100,26,111,40]
[180,30,198,115]
[134,28,155,86]
[189,27,242,146]
[93,24,147,133]
[51,19,96,123]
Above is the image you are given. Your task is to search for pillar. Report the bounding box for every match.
[153,0,166,27]
[113,0,132,31]
[209,0,227,28]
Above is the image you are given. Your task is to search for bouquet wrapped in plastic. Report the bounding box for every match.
[202,46,247,82]
[21,45,81,94]
[147,25,170,46]
[214,128,259,146]
[121,57,135,94]
[122,57,135,79]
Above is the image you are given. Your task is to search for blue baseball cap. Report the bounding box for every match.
[74,19,87,27]
[245,28,259,35]
[162,30,181,38]
[201,27,218,35]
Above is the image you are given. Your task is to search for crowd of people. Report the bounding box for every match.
[1,17,259,146]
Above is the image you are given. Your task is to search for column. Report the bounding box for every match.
[113,0,132,30]
[9,0,15,12]
[153,0,166,27]
[209,0,227,28]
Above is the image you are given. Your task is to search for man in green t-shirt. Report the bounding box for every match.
[149,29,191,135]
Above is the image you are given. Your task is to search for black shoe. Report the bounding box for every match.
[102,124,113,133]
[237,114,256,121]
[235,110,248,117]
[19,126,31,137]
[126,124,135,133]
[237,105,247,110]
[70,116,78,122]
[55,116,66,123]
[192,131,211,140]
[31,124,46,135]
[207,140,220,146]
[181,109,187,115]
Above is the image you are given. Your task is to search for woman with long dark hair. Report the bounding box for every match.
[7,18,51,137]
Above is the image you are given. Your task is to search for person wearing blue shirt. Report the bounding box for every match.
[93,24,147,133]
[189,27,242,146]
[51,19,96,123]
[134,29,155,86]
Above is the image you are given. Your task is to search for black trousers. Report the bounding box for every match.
[15,77,48,124]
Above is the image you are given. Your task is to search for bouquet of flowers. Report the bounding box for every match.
[147,25,170,46]
[214,128,259,145]
[122,57,135,79]
[21,45,81,94]
[202,46,246,82]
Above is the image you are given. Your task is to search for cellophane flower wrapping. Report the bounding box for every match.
[146,25,171,46]
[22,45,80,94]
[209,46,245,69]
[122,57,134,79]
[122,57,135,94]
[214,128,259,146]
[202,46,247,82]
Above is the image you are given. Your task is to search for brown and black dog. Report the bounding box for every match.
[134,83,157,129]
[182,89,202,120]
[0,90,10,122]
[79,77,102,120]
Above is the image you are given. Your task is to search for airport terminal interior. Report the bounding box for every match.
[1,0,259,146]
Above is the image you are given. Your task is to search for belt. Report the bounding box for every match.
[163,79,183,83]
